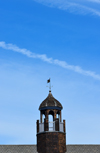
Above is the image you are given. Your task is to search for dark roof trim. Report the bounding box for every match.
[39,106,62,111]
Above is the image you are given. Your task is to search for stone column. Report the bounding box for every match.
[44,118,48,131]
[60,111,62,122]
[45,110,49,120]
[40,111,42,123]
[55,118,59,131]
[37,120,39,133]
[54,110,57,120]
[63,120,66,132]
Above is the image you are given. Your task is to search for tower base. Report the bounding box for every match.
[37,132,66,153]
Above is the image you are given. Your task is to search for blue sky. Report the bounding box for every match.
[0,0,100,144]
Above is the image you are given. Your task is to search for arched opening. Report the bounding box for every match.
[40,111,45,123]
[48,110,54,121]
[42,114,45,123]
[56,114,59,118]
[49,114,53,122]
[48,110,54,131]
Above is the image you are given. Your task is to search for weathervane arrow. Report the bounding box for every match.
[47,78,53,92]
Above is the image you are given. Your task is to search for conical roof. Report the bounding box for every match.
[39,91,63,110]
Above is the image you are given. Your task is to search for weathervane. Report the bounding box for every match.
[47,78,53,92]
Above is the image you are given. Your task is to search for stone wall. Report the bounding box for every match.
[37,132,66,153]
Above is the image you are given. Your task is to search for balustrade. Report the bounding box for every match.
[39,122,64,132]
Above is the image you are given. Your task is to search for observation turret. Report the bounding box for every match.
[36,85,66,153]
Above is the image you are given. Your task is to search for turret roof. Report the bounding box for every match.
[39,91,63,110]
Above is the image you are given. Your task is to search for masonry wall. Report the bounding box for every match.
[37,132,66,153]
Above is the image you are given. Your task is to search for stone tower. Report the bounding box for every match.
[36,90,66,153]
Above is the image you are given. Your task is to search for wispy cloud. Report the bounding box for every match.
[0,41,100,80]
[88,0,100,3]
[33,0,100,16]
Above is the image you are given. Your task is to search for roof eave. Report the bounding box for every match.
[39,106,63,111]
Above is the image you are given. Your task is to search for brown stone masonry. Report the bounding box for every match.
[37,132,66,153]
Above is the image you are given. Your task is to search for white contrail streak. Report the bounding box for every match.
[33,0,100,17]
[0,41,100,80]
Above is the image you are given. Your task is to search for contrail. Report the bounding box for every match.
[33,0,100,17]
[0,41,100,80]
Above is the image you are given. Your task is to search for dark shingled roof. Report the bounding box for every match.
[0,145,100,153]
[39,91,63,110]
[0,145,37,153]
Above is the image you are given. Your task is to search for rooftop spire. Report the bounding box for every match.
[47,78,53,92]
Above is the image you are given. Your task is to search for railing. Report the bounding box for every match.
[39,123,44,132]
[39,122,64,132]
[59,122,63,132]
[49,121,55,131]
